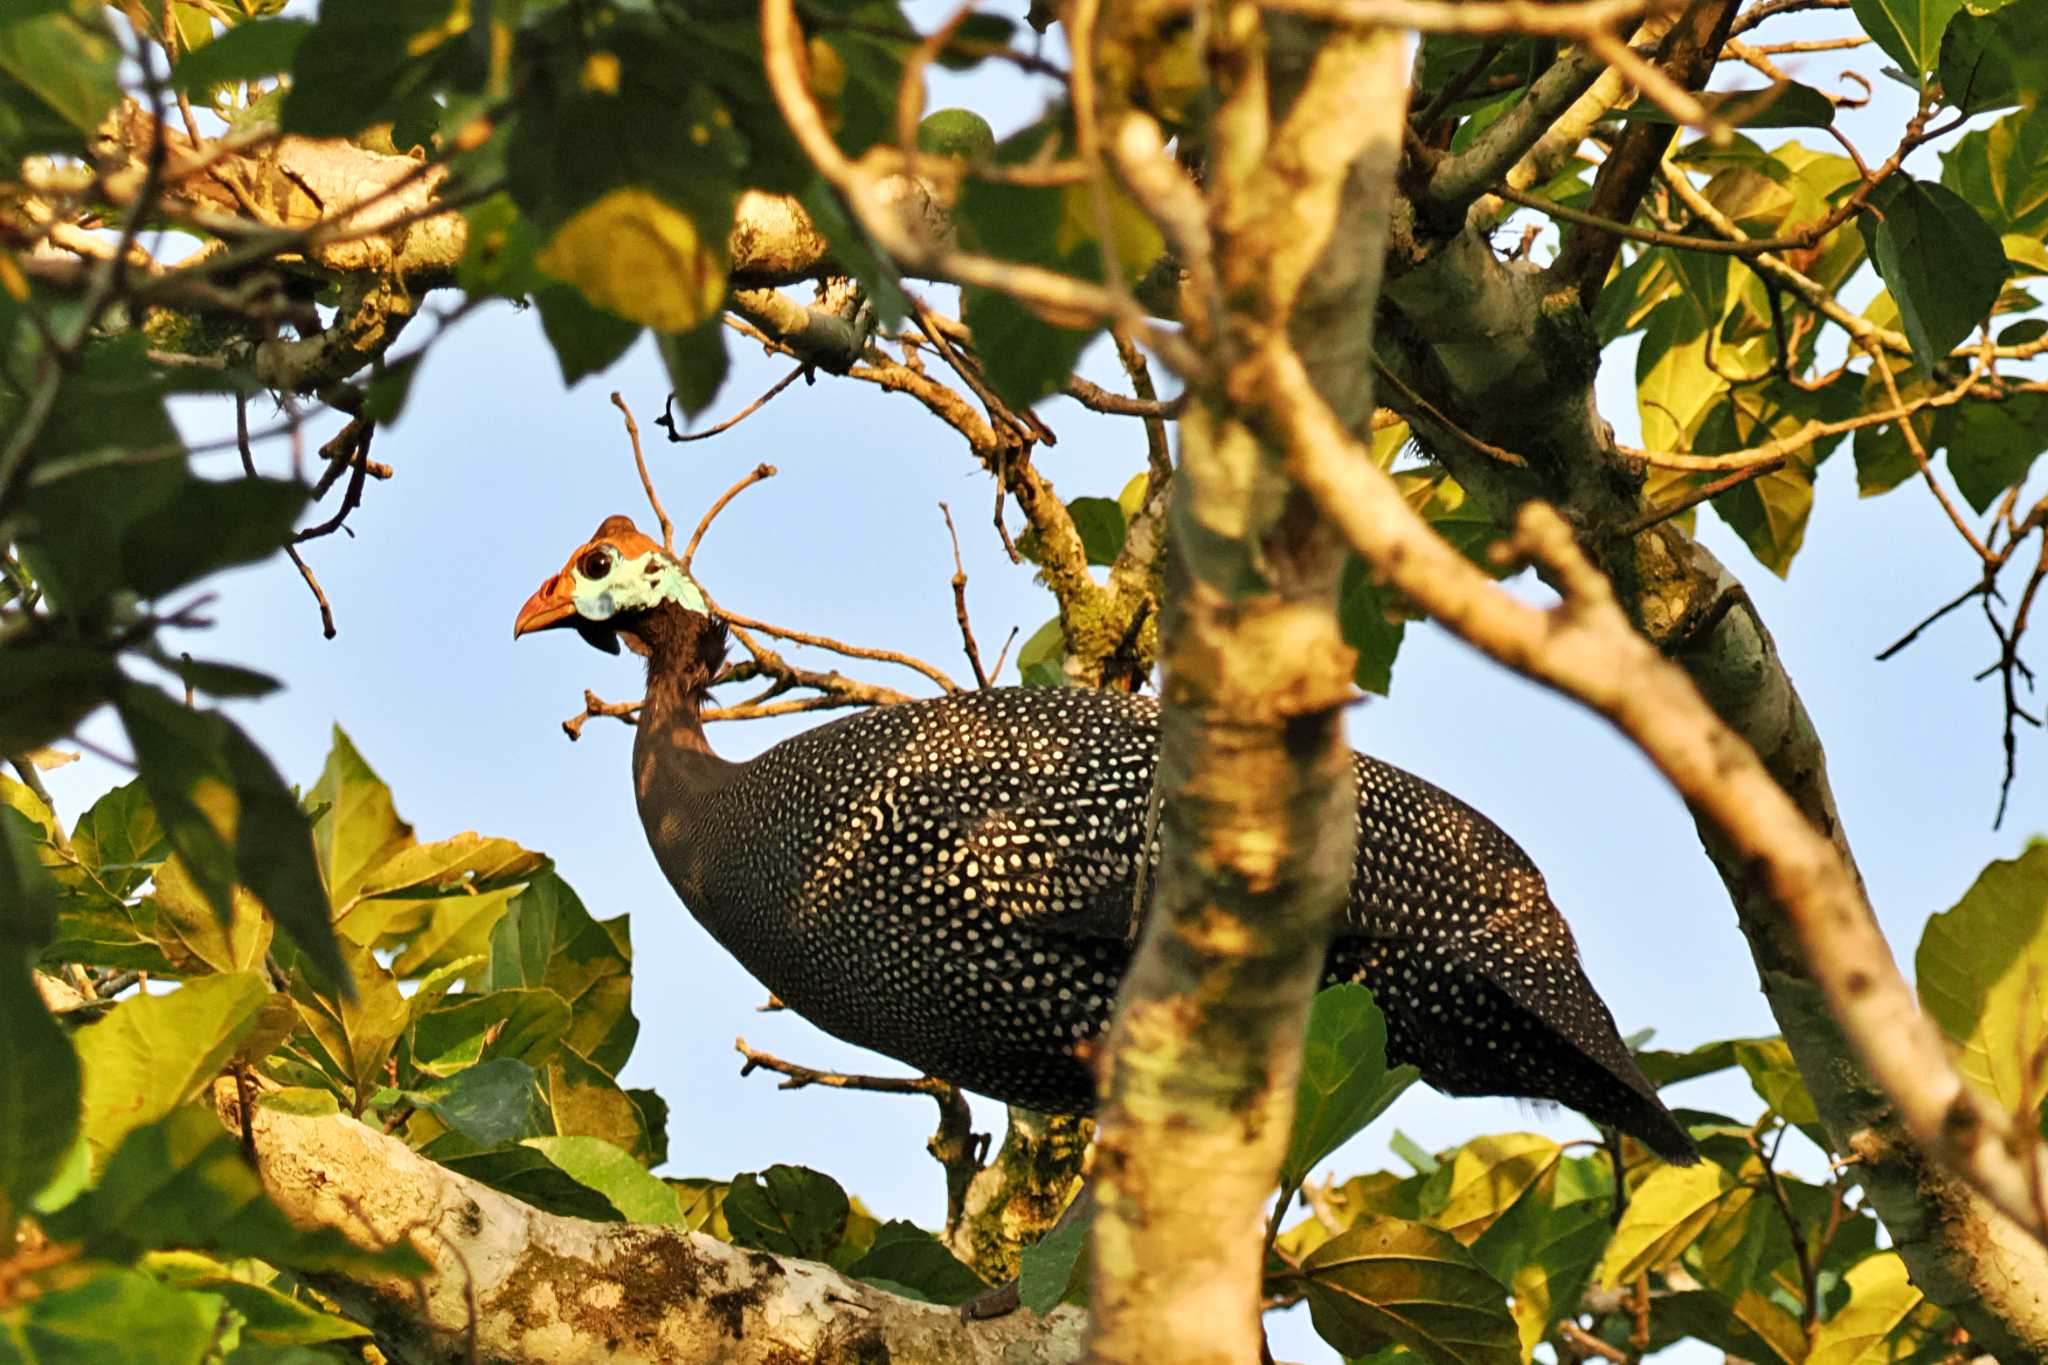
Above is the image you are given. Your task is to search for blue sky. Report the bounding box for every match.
[32,15,2047,1359]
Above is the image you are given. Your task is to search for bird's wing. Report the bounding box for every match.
[769,688,1158,943]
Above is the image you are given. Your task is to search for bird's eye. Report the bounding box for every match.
[578,547,613,580]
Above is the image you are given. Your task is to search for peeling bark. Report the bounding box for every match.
[209,1081,1084,1365]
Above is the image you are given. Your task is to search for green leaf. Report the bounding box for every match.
[1807,1253,1931,1365]
[1945,393,2048,512]
[306,727,412,909]
[1653,1288,1808,1364]
[1339,557,1407,697]
[0,959,80,1217]
[1018,1206,1091,1312]
[1860,177,2009,368]
[1505,1202,1608,1354]
[960,286,1096,410]
[438,1146,626,1222]
[154,655,283,701]
[657,318,732,420]
[151,1256,365,1346]
[487,871,638,1074]
[1015,616,1067,687]
[1617,81,1836,127]
[1733,1038,1820,1125]
[844,1221,990,1306]
[0,1267,220,1365]
[116,685,347,991]
[1299,1217,1520,1365]
[132,474,309,602]
[725,1164,850,1261]
[72,971,272,1164]
[394,1058,543,1147]
[289,945,407,1103]
[1281,984,1416,1189]
[283,0,464,138]
[1938,0,2048,113]
[1066,496,1127,566]
[1941,108,2048,238]
[42,1105,425,1277]
[918,107,996,159]
[1915,842,2048,1113]
[1634,1038,1745,1088]
[167,17,310,92]
[535,285,642,387]
[1851,0,1963,78]
[457,193,544,299]
[149,854,272,976]
[1595,1160,1740,1286]
[524,1135,686,1225]
[0,646,120,756]
[0,5,121,142]
[411,988,571,1077]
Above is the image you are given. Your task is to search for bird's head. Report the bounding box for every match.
[513,515,723,671]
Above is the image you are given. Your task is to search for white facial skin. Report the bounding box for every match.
[570,546,709,622]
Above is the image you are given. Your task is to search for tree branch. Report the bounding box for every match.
[209,1081,1082,1365]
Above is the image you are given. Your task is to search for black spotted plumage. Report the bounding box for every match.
[517,520,1695,1165]
[635,660,1694,1163]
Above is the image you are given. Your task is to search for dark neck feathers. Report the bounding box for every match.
[627,602,738,900]
[629,600,729,739]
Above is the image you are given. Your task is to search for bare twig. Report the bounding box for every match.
[736,1037,952,1097]
[659,366,806,443]
[939,503,993,689]
[681,463,779,575]
[613,392,673,554]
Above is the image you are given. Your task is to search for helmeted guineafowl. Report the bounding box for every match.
[515,515,1697,1164]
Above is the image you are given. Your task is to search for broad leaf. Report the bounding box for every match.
[534,188,726,333]
[1860,177,2009,368]
[168,17,310,93]
[725,1164,850,1261]
[487,871,638,1074]
[0,1267,220,1365]
[389,1058,544,1147]
[72,971,272,1163]
[1596,1160,1740,1286]
[1808,1253,1933,1365]
[1851,0,1963,78]
[1018,1206,1090,1312]
[1281,984,1415,1189]
[1299,1217,1520,1365]
[525,1136,686,1225]
[117,686,346,989]
[0,960,79,1216]
[1432,1133,1562,1246]
[1915,843,2048,1114]
[846,1221,991,1306]
[42,1105,424,1277]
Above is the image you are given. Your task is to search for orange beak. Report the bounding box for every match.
[513,573,577,639]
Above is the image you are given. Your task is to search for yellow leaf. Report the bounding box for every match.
[535,188,726,334]
[1434,1133,1561,1246]
[1596,1161,1740,1287]
[1808,1253,1933,1365]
